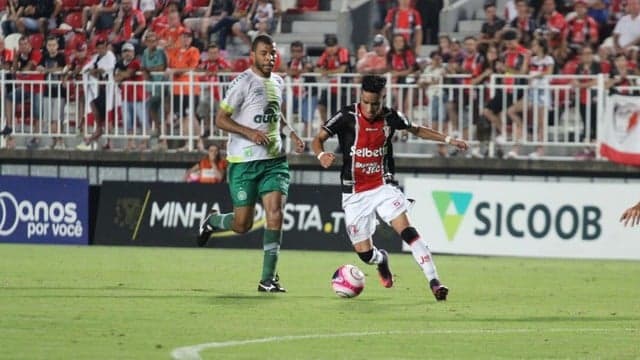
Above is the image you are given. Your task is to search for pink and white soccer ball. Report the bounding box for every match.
[331,264,365,298]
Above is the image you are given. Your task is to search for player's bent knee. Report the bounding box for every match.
[400,227,420,245]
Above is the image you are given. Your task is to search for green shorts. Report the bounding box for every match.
[227,156,290,207]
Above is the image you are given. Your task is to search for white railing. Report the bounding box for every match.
[1,70,639,157]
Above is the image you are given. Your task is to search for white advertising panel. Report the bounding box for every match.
[405,178,640,260]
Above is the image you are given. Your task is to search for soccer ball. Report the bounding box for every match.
[331,264,365,298]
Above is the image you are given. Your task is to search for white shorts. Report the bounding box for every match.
[341,184,410,244]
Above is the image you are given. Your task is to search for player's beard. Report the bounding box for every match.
[254,59,274,77]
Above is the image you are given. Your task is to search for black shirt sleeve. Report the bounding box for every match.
[385,108,411,131]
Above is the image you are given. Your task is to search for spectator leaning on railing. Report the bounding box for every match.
[6,35,43,150]
[166,29,201,151]
[37,35,67,150]
[141,31,168,149]
[197,43,232,140]
[286,40,317,138]
[77,37,116,151]
[115,42,149,151]
[315,33,351,124]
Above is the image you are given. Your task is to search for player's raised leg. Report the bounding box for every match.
[390,212,448,301]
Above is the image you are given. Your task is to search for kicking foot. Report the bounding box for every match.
[377,249,394,288]
[430,279,449,301]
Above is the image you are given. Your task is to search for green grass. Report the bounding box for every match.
[1,244,639,360]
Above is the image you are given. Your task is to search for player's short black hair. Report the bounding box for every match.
[252,34,274,52]
[361,75,387,94]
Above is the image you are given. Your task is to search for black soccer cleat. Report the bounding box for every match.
[257,275,287,293]
[377,249,394,288]
[430,279,449,301]
[197,210,219,247]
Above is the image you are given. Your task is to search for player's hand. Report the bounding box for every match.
[246,129,270,146]
[451,138,469,151]
[318,152,335,168]
[291,132,305,153]
[620,203,640,227]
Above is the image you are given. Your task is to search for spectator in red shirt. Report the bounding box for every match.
[115,42,148,150]
[564,0,599,50]
[482,29,529,153]
[112,0,146,48]
[64,43,90,138]
[7,35,43,150]
[197,43,232,140]
[447,36,485,144]
[387,33,418,134]
[316,33,351,123]
[536,0,567,49]
[383,0,423,54]
[150,0,179,35]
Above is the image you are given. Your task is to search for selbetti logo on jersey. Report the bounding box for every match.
[349,146,385,158]
[0,191,83,239]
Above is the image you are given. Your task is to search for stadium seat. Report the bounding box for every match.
[64,11,84,30]
[80,0,100,6]
[61,0,80,10]
[232,58,250,72]
[191,0,208,7]
[297,0,319,11]
[0,0,8,12]
[29,34,44,51]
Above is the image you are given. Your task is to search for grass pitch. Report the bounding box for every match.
[1,244,639,360]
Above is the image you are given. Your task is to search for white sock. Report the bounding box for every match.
[409,237,439,282]
[368,247,385,265]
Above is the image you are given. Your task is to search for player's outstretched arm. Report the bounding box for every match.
[620,201,640,227]
[407,123,469,151]
[215,108,270,145]
[312,128,336,169]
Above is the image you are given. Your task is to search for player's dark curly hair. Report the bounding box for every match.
[252,34,274,51]
[361,75,387,94]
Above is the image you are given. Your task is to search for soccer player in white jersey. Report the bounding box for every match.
[312,75,468,301]
[197,34,305,292]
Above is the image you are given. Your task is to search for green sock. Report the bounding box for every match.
[261,229,282,282]
[207,213,234,230]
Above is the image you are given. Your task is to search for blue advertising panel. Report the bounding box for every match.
[0,176,89,245]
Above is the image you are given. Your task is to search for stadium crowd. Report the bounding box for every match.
[0,0,638,160]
